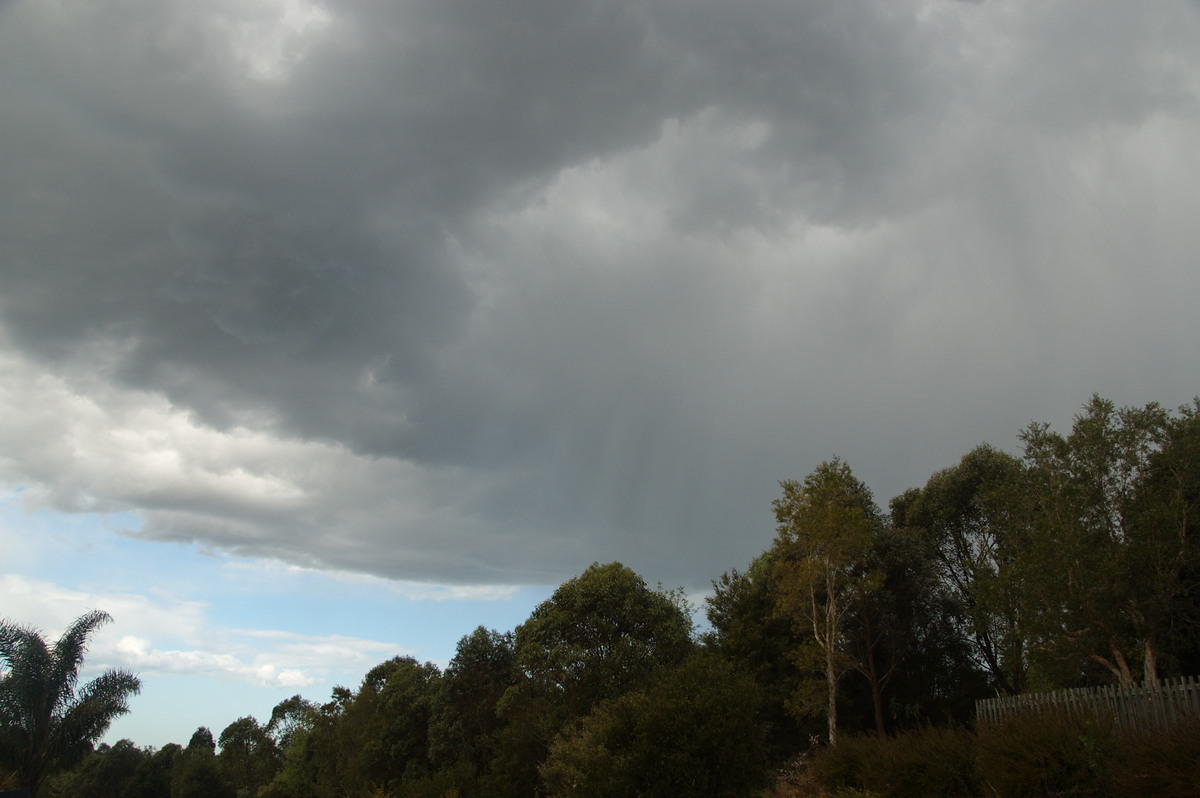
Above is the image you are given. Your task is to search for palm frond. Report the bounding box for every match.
[49,610,111,714]
[0,611,138,796]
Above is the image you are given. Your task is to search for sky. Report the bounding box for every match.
[2,0,1199,748]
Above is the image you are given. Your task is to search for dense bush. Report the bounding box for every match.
[1109,715,1200,798]
[540,654,768,797]
[804,708,1200,798]
[808,725,977,798]
[975,709,1117,797]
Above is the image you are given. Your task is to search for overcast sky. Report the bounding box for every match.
[2,0,1199,746]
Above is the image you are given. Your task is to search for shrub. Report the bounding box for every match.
[808,726,977,798]
[975,708,1116,797]
[1109,714,1200,798]
[540,654,768,797]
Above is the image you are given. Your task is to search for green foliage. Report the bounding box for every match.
[340,657,442,794]
[217,716,279,795]
[1018,395,1181,686]
[540,654,768,797]
[0,610,142,797]
[173,727,236,798]
[42,738,147,798]
[119,743,179,798]
[265,694,318,751]
[515,562,695,718]
[976,709,1117,797]
[482,562,697,796]
[772,459,882,745]
[429,627,514,775]
[706,552,819,762]
[890,445,1031,696]
[1126,399,1200,678]
[809,726,978,798]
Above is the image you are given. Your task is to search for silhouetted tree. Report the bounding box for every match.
[0,610,141,797]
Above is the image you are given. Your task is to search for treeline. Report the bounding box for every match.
[25,394,1200,797]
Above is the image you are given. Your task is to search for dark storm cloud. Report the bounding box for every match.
[1,0,1199,587]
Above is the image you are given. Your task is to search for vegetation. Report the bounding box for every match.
[2,394,1198,796]
[0,610,141,797]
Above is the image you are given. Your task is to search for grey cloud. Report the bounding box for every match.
[2,0,1199,587]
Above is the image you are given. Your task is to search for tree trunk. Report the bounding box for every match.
[1143,639,1159,684]
[1090,640,1136,687]
[871,681,886,737]
[826,643,838,747]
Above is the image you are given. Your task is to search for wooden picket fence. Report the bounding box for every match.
[976,675,1200,731]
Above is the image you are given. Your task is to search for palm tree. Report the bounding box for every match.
[0,610,141,797]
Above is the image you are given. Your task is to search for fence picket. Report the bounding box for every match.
[976,676,1200,731]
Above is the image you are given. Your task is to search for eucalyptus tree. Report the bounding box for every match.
[890,445,1031,695]
[771,459,882,746]
[1129,399,1200,676]
[514,562,694,720]
[493,562,694,795]
[0,610,141,797]
[1019,395,1173,685]
[706,550,815,761]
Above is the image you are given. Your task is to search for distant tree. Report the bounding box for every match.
[515,562,694,719]
[428,627,515,778]
[120,743,179,798]
[259,692,340,798]
[264,694,317,752]
[0,610,141,797]
[217,716,279,795]
[173,727,234,798]
[485,563,694,796]
[541,653,768,797]
[343,656,441,793]
[771,459,881,746]
[42,738,146,798]
[185,727,215,754]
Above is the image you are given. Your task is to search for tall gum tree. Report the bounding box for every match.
[890,445,1031,696]
[771,459,880,746]
[1019,395,1173,686]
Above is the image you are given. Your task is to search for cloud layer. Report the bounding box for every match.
[2,0,1199,587]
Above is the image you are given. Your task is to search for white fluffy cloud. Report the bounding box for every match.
[0,574,399,688]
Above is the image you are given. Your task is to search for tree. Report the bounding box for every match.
[705,551,816,762]
[42,738,146,798]
[173,727,235,798]
[217,716,279,795]
[1019,395,1172,686]
[428,626,515,780]
[1129,400,1200,676]
[264,695,317,752]
[120,743,179,798]
[890,445,1031,695]
[345,656,441,792]
[259,692,341,798]
[0,610,141,797]
[491,563,693,795]
[771,459,880,746]
[514,562,694,720]
[540,654,768,797]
